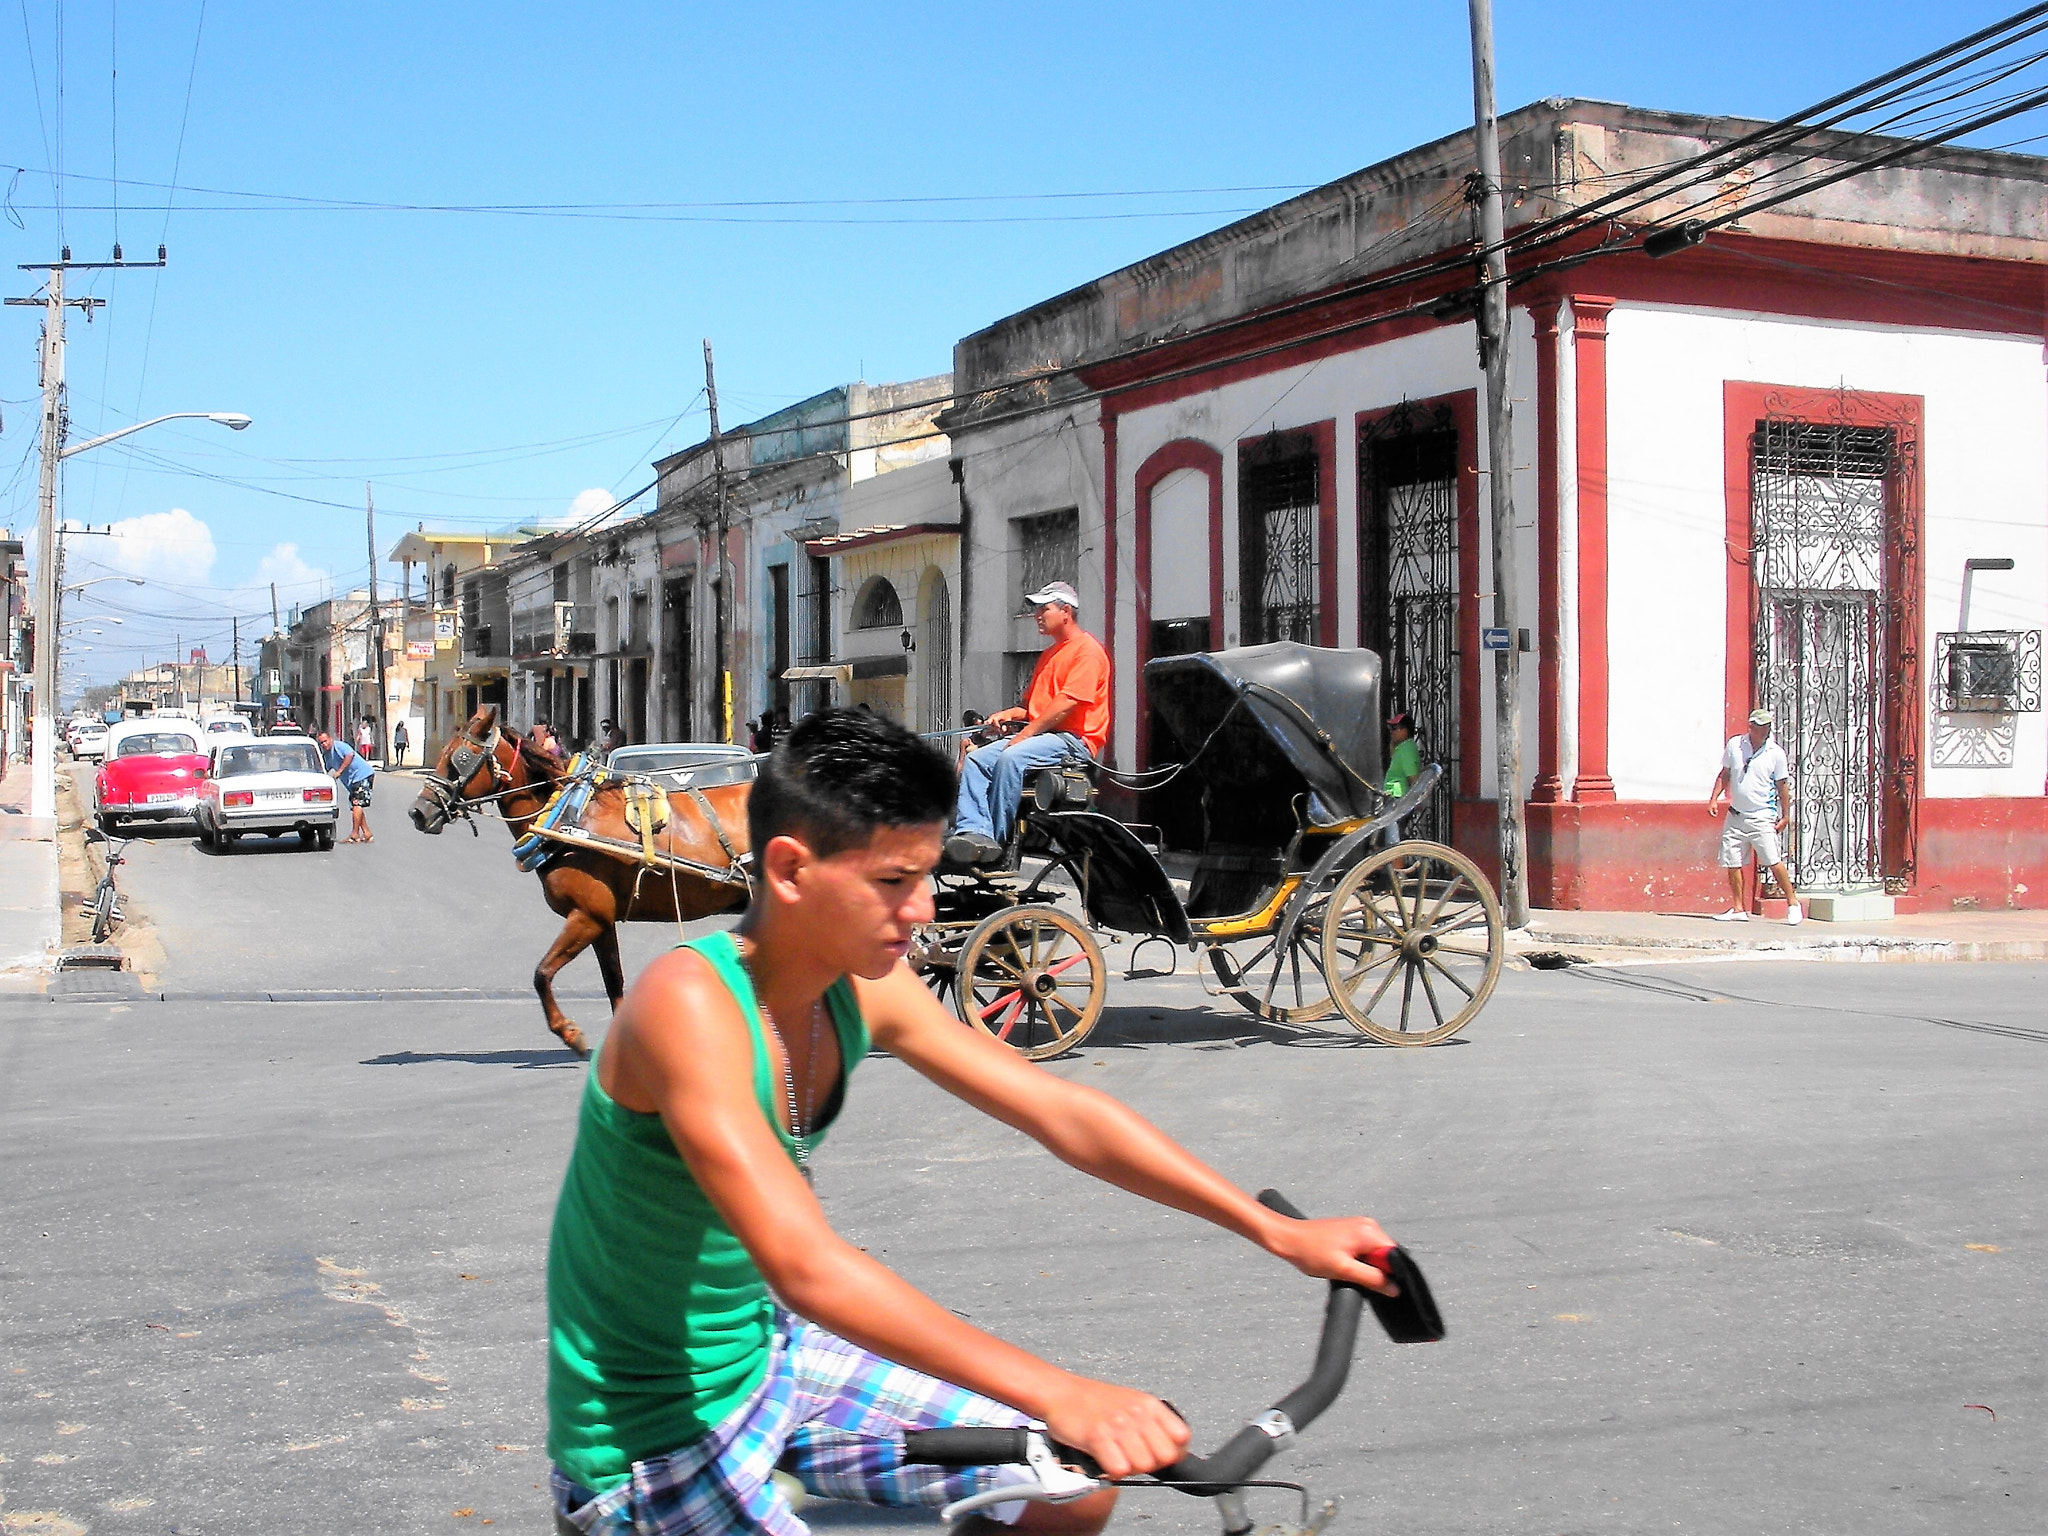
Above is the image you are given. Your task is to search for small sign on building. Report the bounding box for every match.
[1481,627,1510,651]
[406,640,435,660]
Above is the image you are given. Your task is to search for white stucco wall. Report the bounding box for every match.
[953,403,1107,722]
[1605,305,2048,802]
[1149,468,1209,621]
[1110,317,1542,782]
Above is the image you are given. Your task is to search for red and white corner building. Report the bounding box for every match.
[941,99,2048,913]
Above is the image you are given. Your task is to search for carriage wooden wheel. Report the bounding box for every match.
[953,905,1106,1060]
[1319,842,1503,1045]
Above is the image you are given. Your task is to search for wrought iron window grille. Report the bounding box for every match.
[1935,629,2042,714]
[1015,509,1080,613]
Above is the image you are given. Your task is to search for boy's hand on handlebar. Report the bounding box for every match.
[1266,1214,1402,1296]
[1039,1376,1190,1479]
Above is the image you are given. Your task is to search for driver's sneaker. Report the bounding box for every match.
[1785,903,1803,925]
[1711,907,1750,922]
[943,830,1004,867]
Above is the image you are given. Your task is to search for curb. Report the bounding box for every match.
[1513,931,2048,966]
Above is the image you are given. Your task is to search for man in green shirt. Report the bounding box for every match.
[1384,711,1422,801]
[547,708,1402,1535]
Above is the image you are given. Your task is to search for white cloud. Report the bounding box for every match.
[549,487,618,527]
[248,542,332,603]
[93,507,217,586]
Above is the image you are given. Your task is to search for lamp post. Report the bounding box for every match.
[26,408,248,819]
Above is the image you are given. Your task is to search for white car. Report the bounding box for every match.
[199,714,256,746]
[194,737,340,852]
[70,721,109,761]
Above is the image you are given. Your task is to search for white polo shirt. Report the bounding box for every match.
[1724,734,1789,815]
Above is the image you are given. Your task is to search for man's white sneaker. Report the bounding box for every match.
[1712,908,1750,922]
[1785,904,1803,925]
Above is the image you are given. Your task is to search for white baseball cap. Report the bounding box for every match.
[1025,580,1081,610]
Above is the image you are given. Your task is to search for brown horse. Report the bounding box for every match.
[408,707,750,1057]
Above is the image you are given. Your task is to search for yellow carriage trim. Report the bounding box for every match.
[1190,874,1304,939]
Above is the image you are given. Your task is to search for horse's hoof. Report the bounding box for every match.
[560,1025,590,1060]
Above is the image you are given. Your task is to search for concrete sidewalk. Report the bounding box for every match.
[1515,905,2048,965]
[0,760,58,978]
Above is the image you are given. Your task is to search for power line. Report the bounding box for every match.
[4,167,1319,213]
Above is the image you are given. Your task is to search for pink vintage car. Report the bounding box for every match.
[92,718,209,836]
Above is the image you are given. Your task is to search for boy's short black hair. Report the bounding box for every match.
[748,707,955,859]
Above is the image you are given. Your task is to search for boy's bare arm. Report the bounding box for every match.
[858,964,1398,1295]
[604,951,1190,1477]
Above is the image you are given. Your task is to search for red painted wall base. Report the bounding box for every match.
[1449,797,2048,912]
[1915,798,2048,911]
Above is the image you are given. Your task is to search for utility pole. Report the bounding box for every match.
[7,246,159,817]
[270,581,280,634]
[366,484,390,764]
[702,339,732,744]
[232,616,243,703]
[1468,0,1529,927]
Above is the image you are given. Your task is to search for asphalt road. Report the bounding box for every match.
[2,783,2042,1534]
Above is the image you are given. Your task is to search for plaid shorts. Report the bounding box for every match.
[551,1313,1033,1535]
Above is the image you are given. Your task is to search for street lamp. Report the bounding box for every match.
[58,412,252,460]
[27,414,250,820]
[60,576,146,596]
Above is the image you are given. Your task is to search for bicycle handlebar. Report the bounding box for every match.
[903,1189,1370,1499]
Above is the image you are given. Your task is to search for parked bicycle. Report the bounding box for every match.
[900,1190,1443,1536]
[82,836,128,944]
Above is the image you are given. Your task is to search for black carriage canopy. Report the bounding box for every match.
[1143,642,1386,828]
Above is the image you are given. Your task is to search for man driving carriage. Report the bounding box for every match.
[943,581,1110,868]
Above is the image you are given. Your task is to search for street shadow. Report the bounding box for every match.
[90,821,199,844]
[360,1047,585,1070]
[1087,1004,1469,1052]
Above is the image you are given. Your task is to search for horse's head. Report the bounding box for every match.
[410,706,509,834]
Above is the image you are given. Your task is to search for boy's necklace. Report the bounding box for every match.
[739,944,827,1178]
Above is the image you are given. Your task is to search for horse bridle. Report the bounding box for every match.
[419,724,528,832]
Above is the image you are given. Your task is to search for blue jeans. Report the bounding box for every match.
[953,733,1087,845]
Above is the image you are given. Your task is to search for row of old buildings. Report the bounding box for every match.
[266,98,2048,911]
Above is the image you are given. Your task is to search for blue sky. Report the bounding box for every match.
[3,0,2037,688]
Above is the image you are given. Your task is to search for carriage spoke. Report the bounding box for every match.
[1418,963,1446,1028]
[1335,943,1403,980]
[1398,961,1417,1031]
[1431,942,1494,959]
[1362,953,1404,1014]
[1424,874,1469,929]
[1425,953,1476,998]
[978,987,1022,1024]
[1430,907,1491,934]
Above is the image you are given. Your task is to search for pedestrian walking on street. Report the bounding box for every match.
[1708,708,1802,924]
[356,716,376,763]
[393,719,410,768]
[529,718,565,764]
[318,729,377,844]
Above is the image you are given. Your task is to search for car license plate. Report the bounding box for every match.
[148,792,179,804]
[261,790,299,804]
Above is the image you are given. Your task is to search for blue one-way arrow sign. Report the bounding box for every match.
[1481,627,1511,651]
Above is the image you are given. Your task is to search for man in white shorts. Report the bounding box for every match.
[1707,708,1802,924]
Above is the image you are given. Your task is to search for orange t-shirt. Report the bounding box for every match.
[1024,631,1111,757]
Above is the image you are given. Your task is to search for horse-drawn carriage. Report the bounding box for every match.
[414,641,1504,1061]
[912,641,1505,1059]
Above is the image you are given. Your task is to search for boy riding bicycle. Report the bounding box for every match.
[547,708,1400,1534]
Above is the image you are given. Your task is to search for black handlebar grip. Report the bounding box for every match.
[900,1427,1035,1468]
[1257,1188,1306,1221]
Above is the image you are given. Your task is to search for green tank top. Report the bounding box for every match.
[545,930,869,1492]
